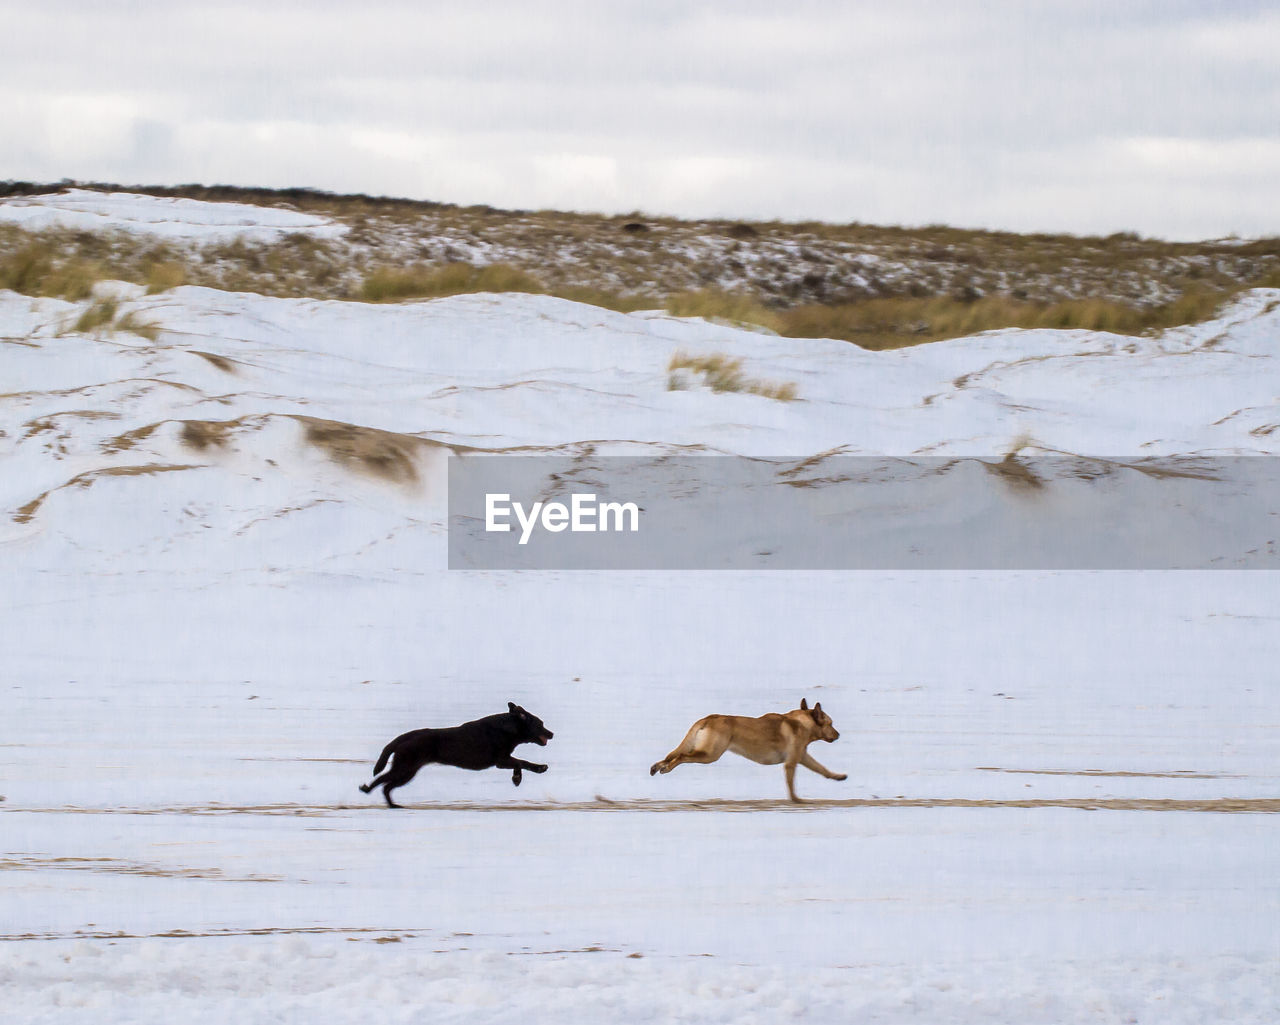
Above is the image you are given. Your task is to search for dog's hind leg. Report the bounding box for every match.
[381,780,407,808]
[649,719,730,776]
[379,762,425,809]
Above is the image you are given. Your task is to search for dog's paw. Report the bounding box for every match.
[530,763,548,773]
[358,783,371,793]
[834,774,848,782]
[512,770,523,787]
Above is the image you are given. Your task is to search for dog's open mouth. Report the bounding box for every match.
[536,731,553,746]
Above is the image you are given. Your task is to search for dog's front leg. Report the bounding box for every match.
[498,755,547,773]
[800,752,847,781]
[496,755,546,787]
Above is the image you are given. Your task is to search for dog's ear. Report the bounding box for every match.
[814,701,823,712]
[508,702,518,713]
[800,697,809,710]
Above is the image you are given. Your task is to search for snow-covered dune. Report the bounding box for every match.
[2,203,1278,1022]
[5,281,1280,569]
[0,189,347,242]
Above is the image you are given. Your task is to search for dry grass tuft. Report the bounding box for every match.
[296,415,423,483]
[668,351,798,401]
[180,420,236,451]
[14,464,198,524]
[73,297,118,333]
[190,350,236,373]
[145,260,186,293]
[983,452,1045,492]
[552,286,659,313]
[70,298,161,340]
[100,422,161,454]
[0,241,102,300]
[664,290,781,332]
[359,262,544,302]
[115,309,161,341]
[778,289,1230,350]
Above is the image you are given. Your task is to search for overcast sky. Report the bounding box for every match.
[4,1,1277,239]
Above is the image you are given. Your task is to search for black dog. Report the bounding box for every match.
[359,703,554,808]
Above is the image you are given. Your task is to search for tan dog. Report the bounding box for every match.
[649,698,846,802]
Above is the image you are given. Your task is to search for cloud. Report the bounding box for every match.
[2,1,1277,238]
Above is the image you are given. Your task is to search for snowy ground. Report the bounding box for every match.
[5,570,1279,1023]
[2,194,1279,1022]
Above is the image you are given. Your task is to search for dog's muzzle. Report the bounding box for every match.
[536,730,554,746]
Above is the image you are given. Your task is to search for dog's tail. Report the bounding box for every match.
[370,738,398,777]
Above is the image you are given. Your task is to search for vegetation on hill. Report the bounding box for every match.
[2,180,1278,349]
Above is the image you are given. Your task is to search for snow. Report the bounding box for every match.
[0,189,347,242]
[3,939,1275,1025]
[2,193,1279,1022]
